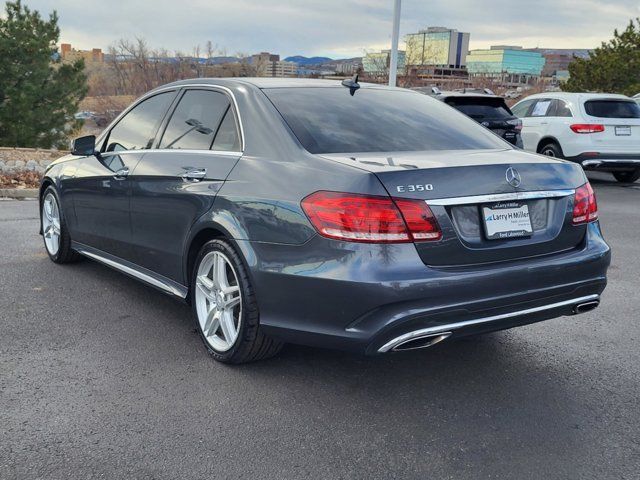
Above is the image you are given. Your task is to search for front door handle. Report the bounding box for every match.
[180,168,207,182]
[113,167,129,180]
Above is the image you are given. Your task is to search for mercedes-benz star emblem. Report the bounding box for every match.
[505,167,522,188]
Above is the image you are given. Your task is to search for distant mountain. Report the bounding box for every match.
[284,56,334,65]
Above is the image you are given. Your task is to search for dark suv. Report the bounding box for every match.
[416,87,523,148]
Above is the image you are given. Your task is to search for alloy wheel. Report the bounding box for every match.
[42,193,61,256]
[195,251,242,352]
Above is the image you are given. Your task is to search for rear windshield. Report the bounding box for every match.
[584,100,640,118]
[445,98,513,121]
[264,87,508,154]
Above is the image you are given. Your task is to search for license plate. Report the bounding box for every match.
[615,126,632,136]
[482,202,533,240]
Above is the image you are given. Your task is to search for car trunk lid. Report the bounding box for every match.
[321,149,587,267]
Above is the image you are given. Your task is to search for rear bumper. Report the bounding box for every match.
[238,222,610,355]
[566,153,640,171]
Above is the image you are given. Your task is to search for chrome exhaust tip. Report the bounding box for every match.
[573,300,600,314]
[391,332,452,352]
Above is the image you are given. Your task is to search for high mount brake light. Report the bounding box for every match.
[572,182,598,225]
[570,124,605,134]
[301,191,442,243]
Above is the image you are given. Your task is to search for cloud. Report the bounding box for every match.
[20,0,640,57]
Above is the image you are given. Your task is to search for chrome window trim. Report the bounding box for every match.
[427,189,575,206]
[96,83,246,153]
[99,149,242,158]
[378,294,600,353]
[74,245,187,298]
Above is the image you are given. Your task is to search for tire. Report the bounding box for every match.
[190,239,283,364]
[613,169,640,183]
[41,186,80,264]
[539,142,564,158]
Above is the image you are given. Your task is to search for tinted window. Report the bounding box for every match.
[160,90,230,150]
[264,88,507,154]
[212,108,241,151]
[551,99,572,117]
[511,99,534,118]
[584,100,640,118]
[445,98,513,121]
[105,92,175,152]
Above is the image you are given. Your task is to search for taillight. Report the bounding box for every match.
[301,191,441,243]
[572,182,598,225]
[570,124,605,134]
[507,118,523,131]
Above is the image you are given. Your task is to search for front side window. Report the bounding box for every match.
[264,87,507,154]
[511,99,535,118]
[160,90,230,150]
[104,92,175,152]
[584,100,640,119]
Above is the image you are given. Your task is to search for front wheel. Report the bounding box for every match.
[41,186,80,264]
[613,169,640,183]
[191,239,283,364]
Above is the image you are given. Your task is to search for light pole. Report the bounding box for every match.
[388,0,402,87]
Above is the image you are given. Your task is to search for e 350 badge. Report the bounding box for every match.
[396,184,434,193]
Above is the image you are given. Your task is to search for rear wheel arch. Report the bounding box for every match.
[185,227,227,296]
[536,137,561,153]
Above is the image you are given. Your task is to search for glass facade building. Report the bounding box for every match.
[467,47,545,77]
[405,27,470,68]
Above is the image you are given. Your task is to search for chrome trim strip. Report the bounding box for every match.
[427,189,575,206]
[76,248,187,298]
[96,83,246,152]
[99,149,242,158]
[378,294,600,353]
[582,159,640,167]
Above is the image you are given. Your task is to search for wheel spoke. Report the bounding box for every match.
[219,310,236,343]
[203,309,220,337]
[214,254,228,289]
[196,275,216,301]
[223,294,241,310]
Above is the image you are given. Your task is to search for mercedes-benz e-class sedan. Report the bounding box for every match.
[40,78,610,363]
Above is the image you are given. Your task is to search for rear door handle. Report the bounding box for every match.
[180,168,207,182]
[113,167,129,180]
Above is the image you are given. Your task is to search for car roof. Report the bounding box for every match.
[160,77,393,90]
[519,92,633,102]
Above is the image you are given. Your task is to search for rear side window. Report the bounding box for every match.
[264,88,507,154]
[584,100,640,119]
[445,98,513,121]
[212,108,241,152]
[551,99,573,117]
[104,92,175,152]
[160,90,230,150]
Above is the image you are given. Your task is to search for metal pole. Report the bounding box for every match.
[388,0,401,87]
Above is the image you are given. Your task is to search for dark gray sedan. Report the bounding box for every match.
[40,78,610,363]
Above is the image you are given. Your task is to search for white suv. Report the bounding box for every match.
[512,92,640,183]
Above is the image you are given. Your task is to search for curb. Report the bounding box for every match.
[0,188,39,199]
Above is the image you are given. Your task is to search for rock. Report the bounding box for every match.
[26,160,38,171]
[14,160,25,169]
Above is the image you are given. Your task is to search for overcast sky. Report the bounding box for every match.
[20,0,640,58]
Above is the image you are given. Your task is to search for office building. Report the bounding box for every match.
[405,27,470,68]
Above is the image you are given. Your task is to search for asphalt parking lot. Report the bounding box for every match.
[1,172,638,479]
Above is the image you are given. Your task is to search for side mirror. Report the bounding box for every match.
[71,135,97,156]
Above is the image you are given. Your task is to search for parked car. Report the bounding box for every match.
[40,78,610,363]
[512,92,640,183]
[634,93,640,106]
[416,87,523,147]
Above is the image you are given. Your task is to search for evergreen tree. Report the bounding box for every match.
[0,0,87,148]
[563,19,640,96]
